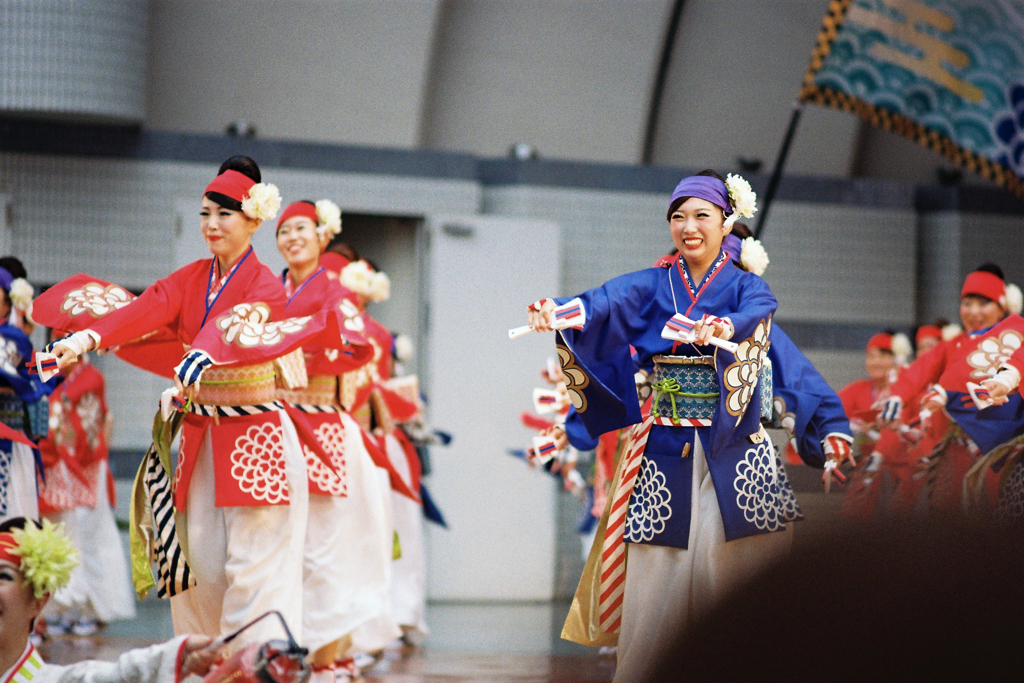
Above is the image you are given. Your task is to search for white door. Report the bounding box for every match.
[422,214,562,601]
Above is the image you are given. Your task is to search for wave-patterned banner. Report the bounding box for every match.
[800,0,1024,198]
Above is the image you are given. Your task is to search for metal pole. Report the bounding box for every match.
[641,0,687,165]
[753,102,804,239]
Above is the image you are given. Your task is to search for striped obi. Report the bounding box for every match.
[648,355,717,427]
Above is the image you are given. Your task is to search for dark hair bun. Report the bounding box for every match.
[218,155,261,183]
[696,168,726,183]
[975,262,1005,280]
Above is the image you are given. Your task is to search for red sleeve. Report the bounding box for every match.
[89,267,188,348]
[889,340,949,402]
[837,380,868,417]
[1006,344,1024,376]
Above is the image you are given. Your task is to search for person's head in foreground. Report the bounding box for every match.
[648,518,1023,682]
[1,517,222,681]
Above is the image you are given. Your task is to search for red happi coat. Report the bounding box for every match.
[278,266,375,497]
[37,362,115,514]
[838,378,888,459]
[33,248,362,509]
[338,305,420,502]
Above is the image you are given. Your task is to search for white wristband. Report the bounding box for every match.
[992,366,1022,392]
[54,330,99,357]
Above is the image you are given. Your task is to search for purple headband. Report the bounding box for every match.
[669,176,732,215]
[0,268,12,293]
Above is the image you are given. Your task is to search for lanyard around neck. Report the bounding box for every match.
[283,267,325,307]
[203,247,252,328]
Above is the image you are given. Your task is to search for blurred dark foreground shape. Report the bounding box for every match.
[650,517,1023,683]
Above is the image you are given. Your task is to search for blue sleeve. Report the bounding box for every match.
[554,270,660,441]
[564,407,599,451]
[729,273,777,340]
[0,325,49,401]
[770,325,852,467]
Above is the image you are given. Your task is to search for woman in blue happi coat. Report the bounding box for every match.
[0,265,52,523]
[527,171,847,682]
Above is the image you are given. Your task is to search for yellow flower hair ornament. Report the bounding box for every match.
[9,519,79,598]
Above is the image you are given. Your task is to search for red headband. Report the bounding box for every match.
[204,170,256,204]
[915,325,942,344]
[277,202,319,229]
[319,252,349,275]
[0,532,19,566]
[866,332,892,352]
[961,271,1005,305]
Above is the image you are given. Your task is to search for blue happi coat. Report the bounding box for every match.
[555,252,781,544]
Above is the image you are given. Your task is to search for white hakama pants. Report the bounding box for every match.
[45,460,135,623]
[613,437,793,683]
[1,442,39,523]
[171,411,308,649]
[383,433,428,636]
[303,413,397,653]
[348,465,401,655]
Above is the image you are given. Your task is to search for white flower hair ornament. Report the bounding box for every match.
[942,323,962,341]
[8,278,34,311]
[369,271,391,303]
[241,182,283,222]
[1005,283,1023,316]
[723,173,758,229]
[739,237,770,277]
[393,334,414,362]
[341,260,376,298]
[7,519,79,598]
[891,333,913,365]
[315,199,342,241]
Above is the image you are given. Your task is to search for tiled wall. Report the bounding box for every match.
[0,0,146,121]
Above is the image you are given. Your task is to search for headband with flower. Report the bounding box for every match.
[341,260,390,303]
[0,519,78,598]
[277,199,343,242]
[669,173,758,229]
[205,169,282,222]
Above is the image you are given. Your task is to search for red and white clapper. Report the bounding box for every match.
[528,434,560,466]
[509,298,586,339]
[660,313,738,353]
[28,352,61,382]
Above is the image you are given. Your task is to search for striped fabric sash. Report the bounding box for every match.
[653,415,711,427]
[145,442,195,597]
[597,415,655,634]
[288,404,340,414]
[188,400,284,417]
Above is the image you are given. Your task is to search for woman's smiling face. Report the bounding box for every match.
[276,215,322,269]
[0,559,45,646]
[669,197,730,269]
[200,196,259,263]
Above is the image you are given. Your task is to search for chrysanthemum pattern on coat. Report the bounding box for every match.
[304,422,347,497]
[0,449,11,516]
[966,330,1022,380]
[724,318,771,421]
[734,441,783,531]
[624,457,672,543]
[230,423,290,504]
[76,392,104,451]
[61,283,133,318]
[556,337,589,412]
[774,452,803,522]
[996,460,1024,521]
